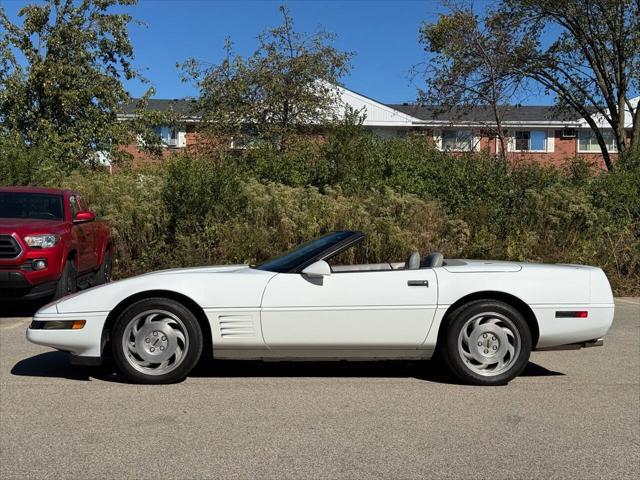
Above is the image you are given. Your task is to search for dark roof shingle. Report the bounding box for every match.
[120,99,197,115]
[387,104,581,123]
[120,97,582,124]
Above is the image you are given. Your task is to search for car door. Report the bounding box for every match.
[260,268,438,348]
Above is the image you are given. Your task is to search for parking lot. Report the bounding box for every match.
[1,298,638,479]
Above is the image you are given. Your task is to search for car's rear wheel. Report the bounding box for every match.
[111,298,203,384]
[443,300,532,386]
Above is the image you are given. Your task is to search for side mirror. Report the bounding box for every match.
[74,211,95,223]
[301,260,331,278]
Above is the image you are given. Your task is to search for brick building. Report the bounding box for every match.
[119,85,636,169]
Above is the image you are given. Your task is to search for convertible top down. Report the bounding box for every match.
[27,231,614,385]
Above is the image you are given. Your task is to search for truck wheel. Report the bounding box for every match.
[53,259,77,300]
[111,298,203,384]
[442,300,532,386]
[96,250,112,285]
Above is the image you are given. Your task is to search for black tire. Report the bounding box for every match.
[53,259,77,300]
[96,250,113,285]
[442,300,532,386]
[111,297,203,384]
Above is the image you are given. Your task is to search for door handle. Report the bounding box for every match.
[408,280,429,287]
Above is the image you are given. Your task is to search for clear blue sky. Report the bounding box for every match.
[1,0,554,105]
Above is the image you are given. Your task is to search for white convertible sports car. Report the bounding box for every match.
[27,231,614,386]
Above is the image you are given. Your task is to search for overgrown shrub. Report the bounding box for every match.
[0,130,638,295]
[58,168,169,279]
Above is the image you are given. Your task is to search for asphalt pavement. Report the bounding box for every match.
[1,298,638,479]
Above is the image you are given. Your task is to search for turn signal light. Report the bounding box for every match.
[555,311,588,318]
[29,320,86,330]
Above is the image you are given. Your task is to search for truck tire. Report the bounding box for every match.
[96,250,112,285]
[53,259,78,300]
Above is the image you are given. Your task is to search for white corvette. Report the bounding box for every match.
[27,231,614,385]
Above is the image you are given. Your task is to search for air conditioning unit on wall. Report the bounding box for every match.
[562,128,577,138]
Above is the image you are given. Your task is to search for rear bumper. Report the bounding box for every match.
[532,304,614,349]
[535,337,604,351]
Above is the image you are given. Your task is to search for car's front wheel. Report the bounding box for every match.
[111,298,203,384]
[442,300,532,386]
[53,259,77,300]
[96,250,112,285]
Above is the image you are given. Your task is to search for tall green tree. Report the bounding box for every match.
[180,5,352,149]
[417,3,528,160]
[419,0,640,171]
[501,0,640,171]
[0,0,152,168]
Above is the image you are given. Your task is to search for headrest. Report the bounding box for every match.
[422,252,444,268]
[406,250,421,270]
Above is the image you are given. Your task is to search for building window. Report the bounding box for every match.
[514,130,546,152]
[578,130,616,153]
[442,130,473,151]
[230,134,263,150]
[154,126,178,147]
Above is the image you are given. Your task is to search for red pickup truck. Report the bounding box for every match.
[0,187,112,301]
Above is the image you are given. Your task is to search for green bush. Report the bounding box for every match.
[0,128,638,295]
[58,168,170,279]
[0,135,69,186]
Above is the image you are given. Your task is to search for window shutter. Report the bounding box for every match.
[547,129,555,152]
[506,130,514,152]
[473,132,481,152]
[178,130,187,148]
[433,129,442,150]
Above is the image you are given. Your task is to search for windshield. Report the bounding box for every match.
[256,231,357,273]
[0,192,64,221]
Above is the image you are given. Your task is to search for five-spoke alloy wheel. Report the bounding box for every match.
[443,300,531,386]
[112,298,203,384]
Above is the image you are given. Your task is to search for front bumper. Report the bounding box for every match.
[26,311,109,358]
[0,238,64,299]
[0,270,58,300]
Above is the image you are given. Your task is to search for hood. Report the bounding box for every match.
[38,264,271,315]
[143,264,250,276]
[0,218,67,235]
[38,264,252,310]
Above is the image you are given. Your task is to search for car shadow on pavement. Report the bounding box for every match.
[11,353,564,385]
[191,359,564,385]
[10,351,107,382]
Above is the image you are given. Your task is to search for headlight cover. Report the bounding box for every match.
[24,234,60,249]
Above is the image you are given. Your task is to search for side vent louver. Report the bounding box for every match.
[219,316,255,339]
